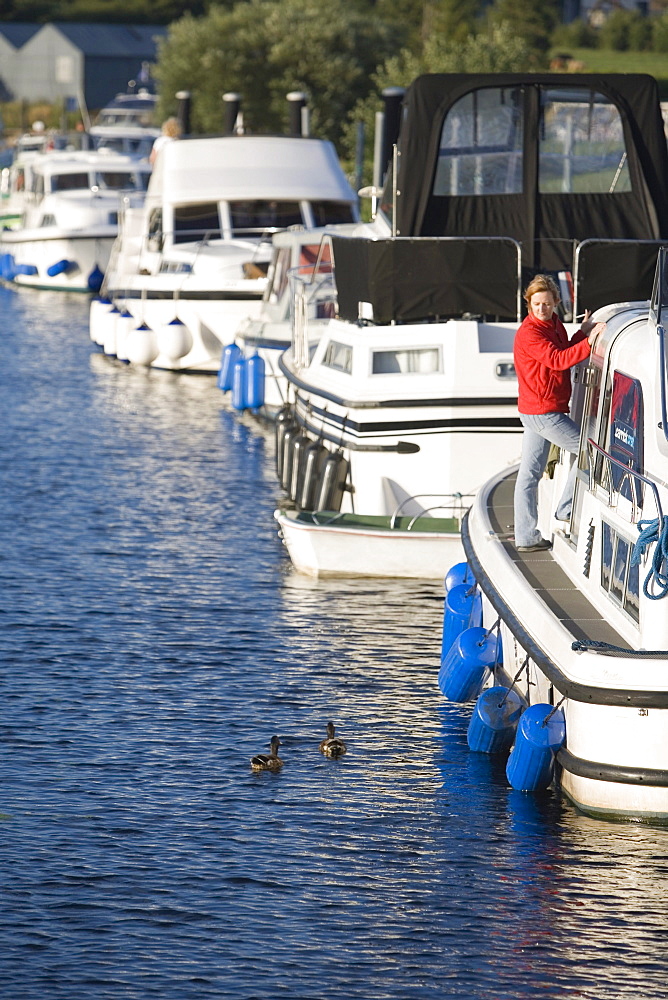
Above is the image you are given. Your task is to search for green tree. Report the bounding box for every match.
[485,0,559,55]
[154,0,399,142]
[340,22,533,180]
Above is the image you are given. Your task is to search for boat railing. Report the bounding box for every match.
[290,257,338,369]
[572,238,664,318]
[586,438,664,525]
[390,493,475,529]
[330,234,523,325]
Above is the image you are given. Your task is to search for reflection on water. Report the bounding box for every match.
[1,288,668,1000]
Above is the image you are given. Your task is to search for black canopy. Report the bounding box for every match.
[333,73,668,323]
[397,73,668,259]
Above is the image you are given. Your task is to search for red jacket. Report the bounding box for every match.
[514,312,591,415]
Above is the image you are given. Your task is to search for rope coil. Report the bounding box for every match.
[630,515,668,600]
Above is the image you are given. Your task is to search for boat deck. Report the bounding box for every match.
[483,472,629,648]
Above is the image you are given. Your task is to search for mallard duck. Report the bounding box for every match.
[319,722,347,758]
[250,735,283,771]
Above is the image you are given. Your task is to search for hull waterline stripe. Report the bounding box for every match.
[461,511,668,709]
[558,747,668,787]
[280,356,517,411]
[296,398,521,434]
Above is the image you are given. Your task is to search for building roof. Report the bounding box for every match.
[0,22,166,56]
[0,23,41,48]
[49,23,167,57]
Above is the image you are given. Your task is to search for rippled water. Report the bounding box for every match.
[2,287,668,1000]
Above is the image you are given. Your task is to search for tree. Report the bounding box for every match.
[485,0,559,55]
[154,0,400,142]
[340,22,534,177]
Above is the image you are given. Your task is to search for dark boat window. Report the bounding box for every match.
[50,172,89,191]
[539,89,630,194]
[322,340,352,373]
[601,521,613,592]
[229,200,303,233]
[310,201,354,225]
[609,370,644,504]
[600,520,639,623]
[267,246,292,304]
[147,207,163,251]
[625,558,640,623]
[433,87,524,197]
[173,203,221,243]
[372,347,440,374]
[610,534,629,603]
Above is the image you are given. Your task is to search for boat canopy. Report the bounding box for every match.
[334,73,668,324]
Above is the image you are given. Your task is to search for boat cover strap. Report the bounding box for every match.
[572,639,668,657]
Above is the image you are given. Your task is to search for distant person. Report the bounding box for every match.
[149,117,182,165]
[513,274,605,552]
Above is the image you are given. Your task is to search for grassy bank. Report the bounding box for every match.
[550,47,668,99]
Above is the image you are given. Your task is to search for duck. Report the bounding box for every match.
[319,722,347,758]
[250,735,283,771]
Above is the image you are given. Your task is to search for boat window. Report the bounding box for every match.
[266,246,292,303]
[39,213,56,227]
[96,171,148,191]
[147,207,163,252]
[229,200,303,234]
[539,89,630,194]
[601,521,639,623]
[433,86,524,197]
[372,347,441,374]
[322,340,352,373]
[310,201,355,225]
[609,371,644,504]
[50,173,90,192]
[173,203,221,243]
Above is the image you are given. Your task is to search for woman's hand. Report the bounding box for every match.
[587,321,606,346]
[579,309,606,345]
[579,309,596,335]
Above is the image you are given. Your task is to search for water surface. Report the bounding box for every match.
[1,287,667,1000]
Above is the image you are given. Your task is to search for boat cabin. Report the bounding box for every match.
[141,135,358,255]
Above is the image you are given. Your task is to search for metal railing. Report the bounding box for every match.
[586,437,664,525]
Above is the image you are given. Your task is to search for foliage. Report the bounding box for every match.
[0,0,211,22]
[485,0,560,54]
[653,12,668,53]
[339,21,535,186]
[154,0,400,142]
[550,18,597,49]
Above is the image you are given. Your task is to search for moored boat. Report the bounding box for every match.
[274,72,668,580]
[450,250,668,822]
[274,503,465,579]
[95,133,359,371]
[0,147,151,292]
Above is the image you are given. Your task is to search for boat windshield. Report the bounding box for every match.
[95,170,149,191]
[230,200,303,234]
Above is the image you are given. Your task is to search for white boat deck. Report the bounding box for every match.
[466,470,630,649]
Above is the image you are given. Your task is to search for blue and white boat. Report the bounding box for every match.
[0,148,151,292]
[458,248,668,822]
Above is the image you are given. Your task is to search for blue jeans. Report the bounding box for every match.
[513,412,580,547]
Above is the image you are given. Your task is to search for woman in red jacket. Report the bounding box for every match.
[513,274,605,551]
